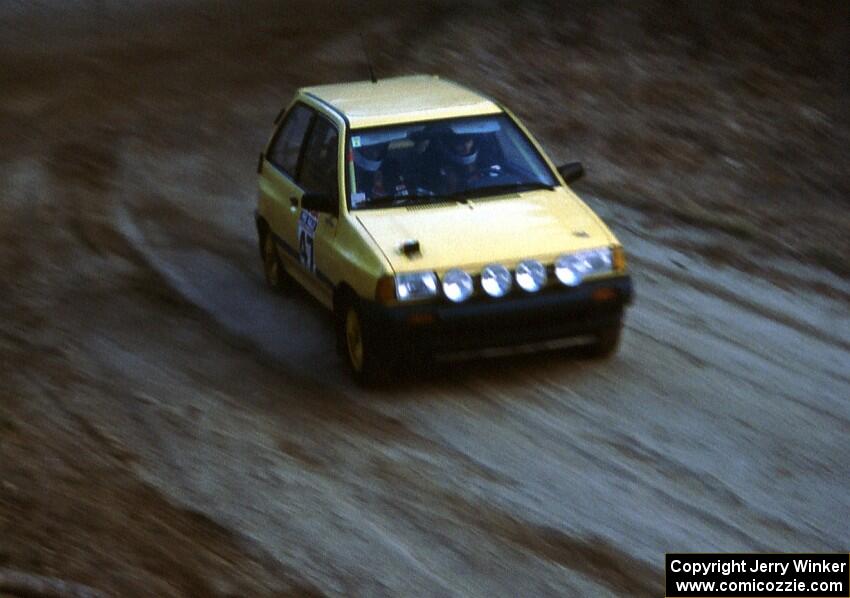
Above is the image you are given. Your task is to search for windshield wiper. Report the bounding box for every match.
[355,194,437,209]
[354,182,553,209]
[445,181,554,201]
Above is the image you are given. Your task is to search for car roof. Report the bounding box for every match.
[300,75,502,129]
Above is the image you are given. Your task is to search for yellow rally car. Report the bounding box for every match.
[255,75,633,382]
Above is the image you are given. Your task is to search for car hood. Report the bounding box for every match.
[355,188,616,273]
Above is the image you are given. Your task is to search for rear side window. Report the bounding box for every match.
[299,117,340,199]
[267,103,314,177]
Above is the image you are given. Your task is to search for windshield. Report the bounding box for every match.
[347,114,557,210]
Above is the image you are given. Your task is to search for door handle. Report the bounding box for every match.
[289,197,298,209]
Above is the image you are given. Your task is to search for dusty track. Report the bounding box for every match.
[2,2,848,596]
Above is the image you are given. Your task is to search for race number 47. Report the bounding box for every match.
[297,210,319,272]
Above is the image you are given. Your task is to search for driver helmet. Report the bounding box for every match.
[353,142,388,172]
[445,133,479,167]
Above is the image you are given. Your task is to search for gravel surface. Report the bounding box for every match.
[1,2,848,596]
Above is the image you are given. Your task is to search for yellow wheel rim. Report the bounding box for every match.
[345,308,364,373]
[263,235,279,287]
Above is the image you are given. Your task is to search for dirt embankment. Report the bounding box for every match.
[382,1,850,280]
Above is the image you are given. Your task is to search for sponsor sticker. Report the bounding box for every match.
[297,210,319,272]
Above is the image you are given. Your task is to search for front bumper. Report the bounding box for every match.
[360,275,633,354]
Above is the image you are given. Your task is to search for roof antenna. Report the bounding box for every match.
[359,33,378,83]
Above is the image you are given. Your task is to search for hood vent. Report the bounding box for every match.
[406,201,456,211]
[398,239,421,258]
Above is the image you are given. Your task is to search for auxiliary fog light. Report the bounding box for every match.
[481,264,512,297]
[442,269,474,303]
[515,259,547,292]
[555,255,581,287]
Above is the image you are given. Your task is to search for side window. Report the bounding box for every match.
[267,104,314,177]
[298,116,340,199]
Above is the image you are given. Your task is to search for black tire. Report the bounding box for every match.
[338,300,386,385]
[585,325,622,358]
[261,230,287,292]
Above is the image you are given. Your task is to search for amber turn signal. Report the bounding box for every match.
[592,287,618,302]
[407,312,436,326]
[612,246,626,272]
[375,276,397,304]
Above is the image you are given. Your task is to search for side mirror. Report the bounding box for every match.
[557,161,584,184]
[301,192,336,214]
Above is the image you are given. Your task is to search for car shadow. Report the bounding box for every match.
[364,339,609,401]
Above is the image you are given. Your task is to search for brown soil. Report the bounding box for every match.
[1,1,848,596]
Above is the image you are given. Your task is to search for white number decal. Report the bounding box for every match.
[297,210,318,272]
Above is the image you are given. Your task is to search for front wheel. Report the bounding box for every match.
[337,300,397,386]
[342,302,384,385]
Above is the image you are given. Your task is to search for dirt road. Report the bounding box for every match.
[2,2,848,596]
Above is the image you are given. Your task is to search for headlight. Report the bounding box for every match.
[555,248,613,286]
[442,269,473,303]
[515,259,547,292]
[395,271,438,301]
[481,264,512,297]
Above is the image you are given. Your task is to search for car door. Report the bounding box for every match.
[292,114,341,307]
[258,102,315,271]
